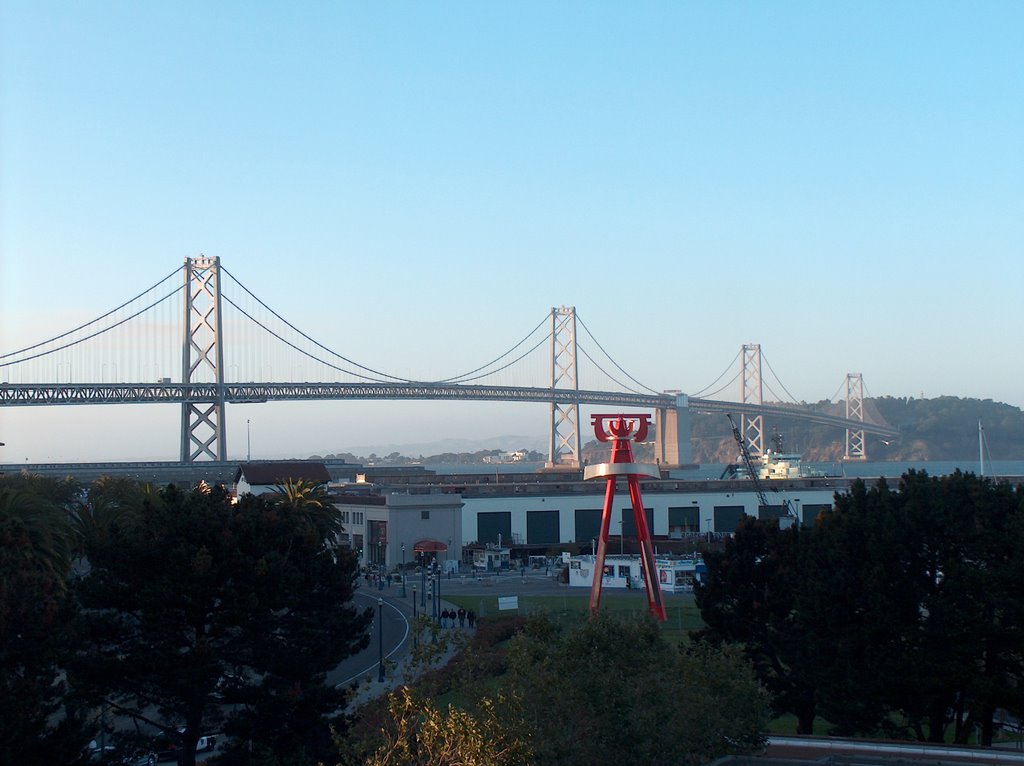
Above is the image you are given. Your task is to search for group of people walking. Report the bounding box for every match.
[439,606,475,629]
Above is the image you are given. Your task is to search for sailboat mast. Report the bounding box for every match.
[979,418,985,477]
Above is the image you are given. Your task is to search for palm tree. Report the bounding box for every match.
[270,479,344,541]
[69,477,157,564]
[0,481,85,762]
[0,486,74,591]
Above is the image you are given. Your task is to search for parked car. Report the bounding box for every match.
[84,740,115,763]
[85,740,157,766]
[155,730,218,762]
[123,750,157,766]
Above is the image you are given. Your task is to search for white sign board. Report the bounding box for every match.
[497,596,519,611]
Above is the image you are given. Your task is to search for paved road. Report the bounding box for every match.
[329,587,414,690]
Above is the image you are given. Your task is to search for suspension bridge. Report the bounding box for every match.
[0,256,896,465]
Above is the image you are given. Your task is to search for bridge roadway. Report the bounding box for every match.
[0,382,898,437]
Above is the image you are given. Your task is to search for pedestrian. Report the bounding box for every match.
[467,610,475,629]
[457,607,466,628]
[441,608,450,628]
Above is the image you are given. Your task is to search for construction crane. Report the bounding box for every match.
[725,414,798,526]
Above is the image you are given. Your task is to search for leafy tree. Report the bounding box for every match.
[73,481,372,766]
[970,477,1024,744]
[697,472,1024,743]
[694,516,817,733]
[503,612,768,766]
[814,471,1024,743]
[795,478,919,736]
[68,477,159,564]
[0,472,82,508]
[349,686,532,766]
[0,479,86,766]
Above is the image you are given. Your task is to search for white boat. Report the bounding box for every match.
[756,450,807,480]
[721,432,828,481]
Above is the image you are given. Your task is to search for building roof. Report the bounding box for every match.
[235,461,331,486]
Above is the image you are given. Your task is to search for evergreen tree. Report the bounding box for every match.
[0,479,87,766]
[694,516,817,733]
[812,472,1024,743]
[697,472,1024,743]
[73,481,371,766]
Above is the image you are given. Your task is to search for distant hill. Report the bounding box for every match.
[679,396,1024,463]
[312,397,1024,465]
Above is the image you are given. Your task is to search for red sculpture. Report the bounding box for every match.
[584,414,667,621]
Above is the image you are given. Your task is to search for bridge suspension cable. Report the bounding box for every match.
[697,369,742,400]
[432,315,550,384]
[760,350,803,405]
[222,265,558,387]
[221,266,416,383]
[575,316,663,396]
[221,294,405,383]
[0,266,183,364]
[689,348,743,399]
[1,287,183,369]
[826,378,846,403]
[576,345,650,396]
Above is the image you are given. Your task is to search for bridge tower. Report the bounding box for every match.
[547,306,582,468]
[844,373,866,461]
[654,393,693,466]
[180,256,227,463]
[741,344,764,457]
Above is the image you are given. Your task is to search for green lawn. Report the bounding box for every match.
[766,714,835,736]
[443,591,704,643]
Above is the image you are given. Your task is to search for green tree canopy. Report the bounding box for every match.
[73,481,371,766]
[813,471,1024,743]
[694,515,816,733]
[0,477,85,766]
[503,612,768,766]
[695,471,1024,744]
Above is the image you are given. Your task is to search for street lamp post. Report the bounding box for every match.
[401,544,406,598]
[420,563,426,609]
[429,563,438,644]
[377,598,385,682]
[432,567,441,644]
[430,563,437,619]
[412,585,418,648]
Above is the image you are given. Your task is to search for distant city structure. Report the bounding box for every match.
[482,450,528,464]
[313,462,840,574]
[204,458,841,572]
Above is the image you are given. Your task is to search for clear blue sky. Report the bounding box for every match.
[1,2,1021,461]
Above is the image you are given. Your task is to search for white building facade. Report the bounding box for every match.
[334,491,464,570]
[457,480,838,549]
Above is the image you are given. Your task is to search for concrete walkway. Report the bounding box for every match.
[343,594,474,710]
